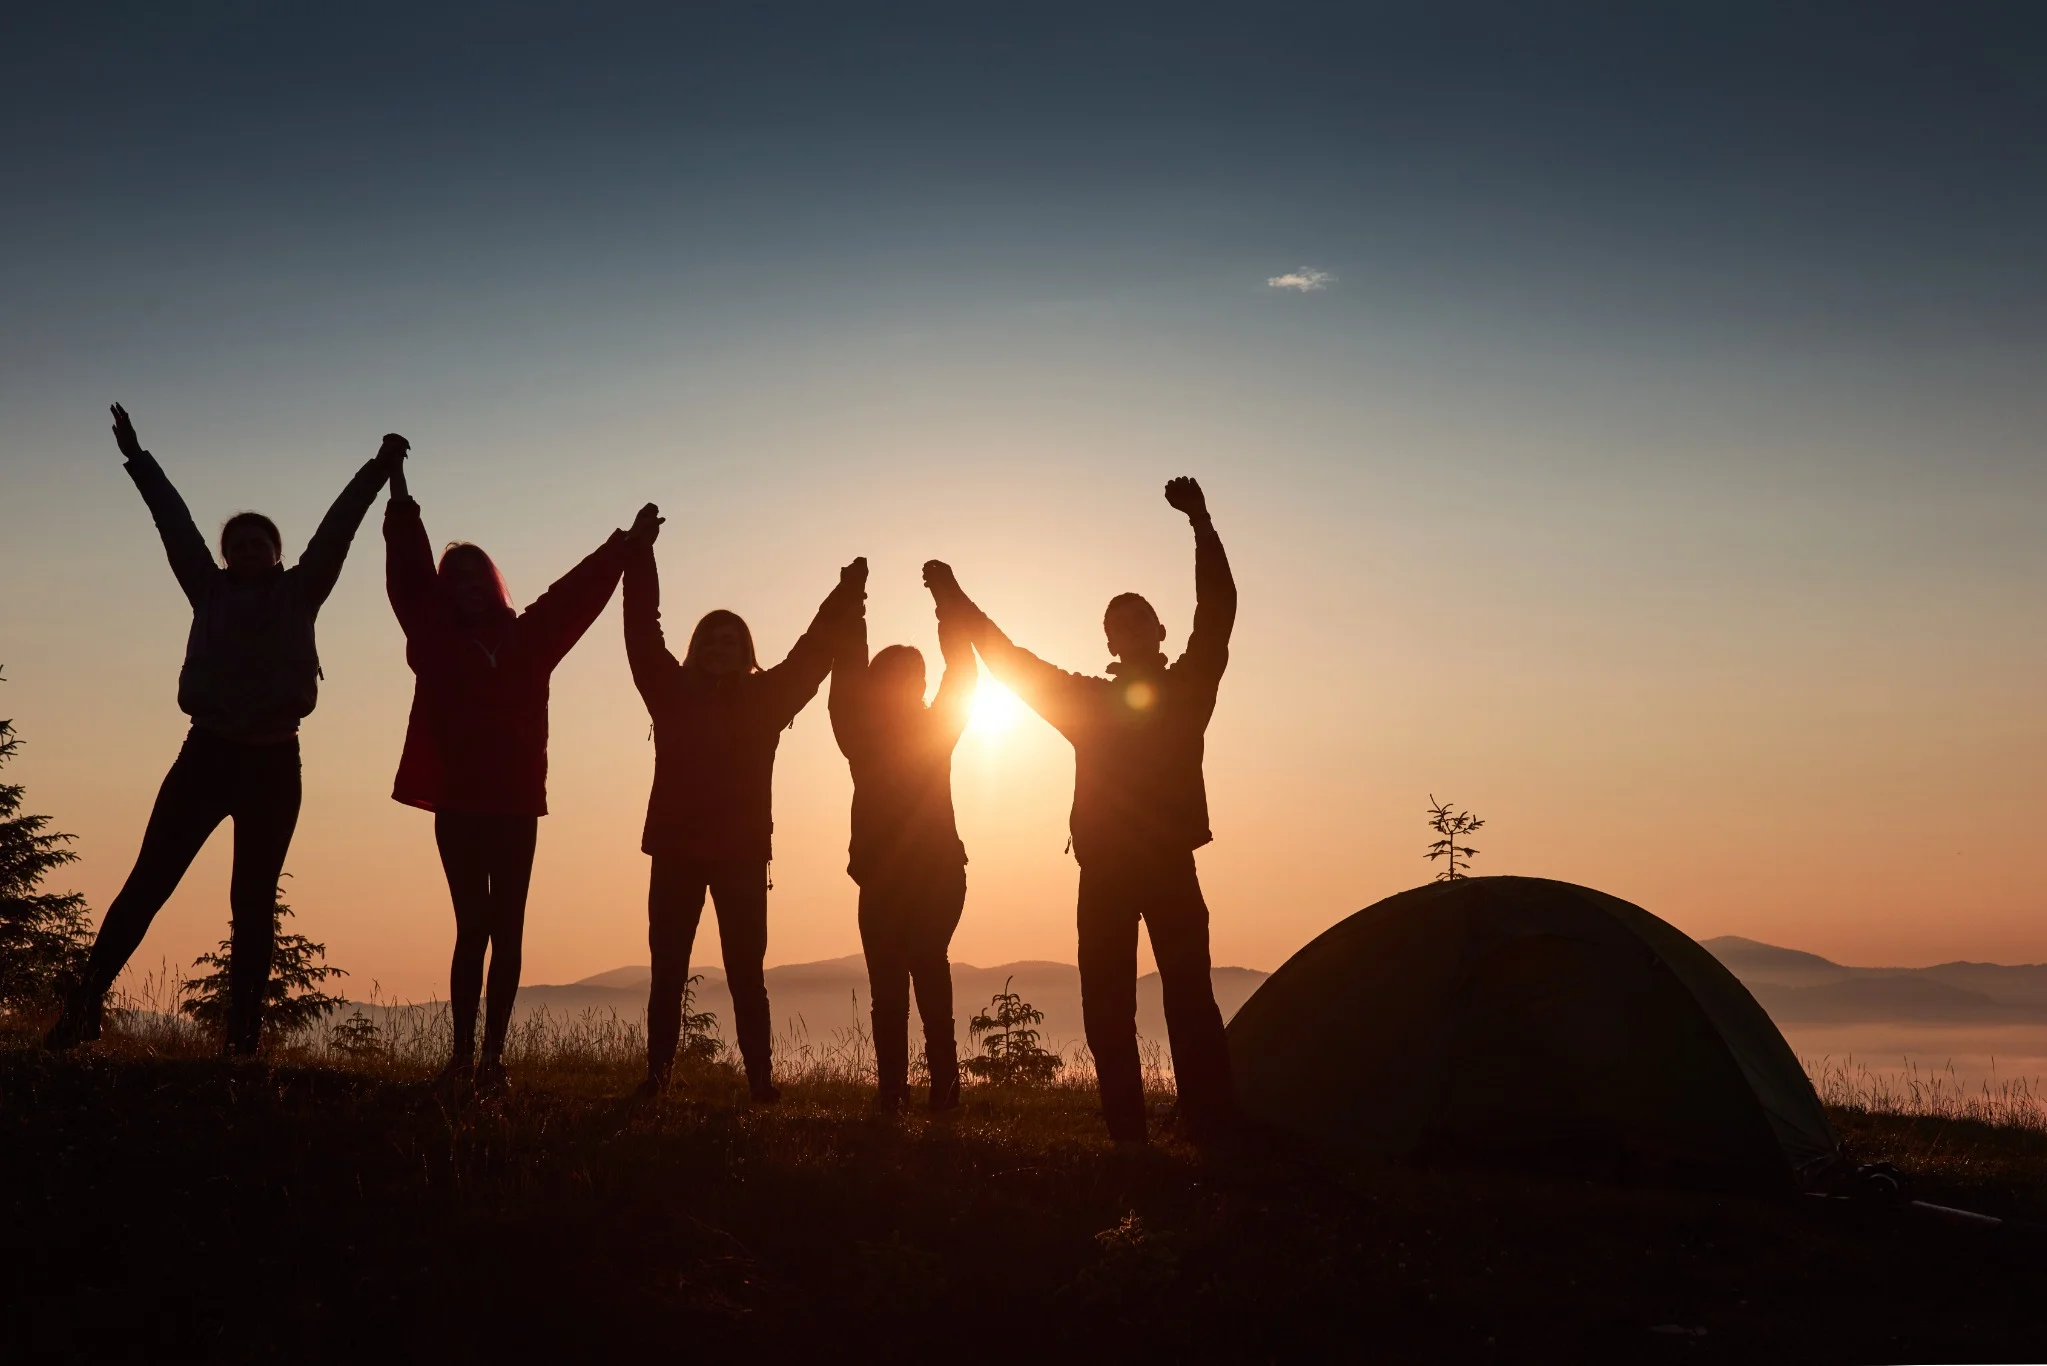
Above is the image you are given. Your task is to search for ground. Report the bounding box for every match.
[2,1039,2044,1363]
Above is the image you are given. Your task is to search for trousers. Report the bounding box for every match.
[83,728,302,1056]
[646,857,771,1086]
[1077,848,1237,1142]
[857,865,965,1104]
[434,811,538,1065]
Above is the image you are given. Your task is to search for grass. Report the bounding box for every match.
[4,1001,2047,1363]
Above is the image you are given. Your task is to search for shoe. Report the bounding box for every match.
[44,990,103,1051]
[872,1089,904,1115]
[630,1076,666,1106]
[748,1080,782,1105]
[927,1075,961,1113]
[475,1058,510,1099]
[434,1059,475,1095]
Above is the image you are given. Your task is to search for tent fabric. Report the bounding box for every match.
[1227,877,1838,1186]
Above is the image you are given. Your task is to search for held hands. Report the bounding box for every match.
[110,403,144,461]
[626,502,664,548]
[377,433,411,468]
[840,557,869,601]
[922,559,962,602]
[1164,476,1208,522]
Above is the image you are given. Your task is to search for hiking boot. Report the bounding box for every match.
[474,1058,510,1099]
[630,1076,667,1107]
[871,1089,905,1115]
[434,1059,475,1097]
[748,1079,782,1105]
[44,990,103,1051]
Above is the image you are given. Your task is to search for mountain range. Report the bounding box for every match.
[1701,936,2047,1023]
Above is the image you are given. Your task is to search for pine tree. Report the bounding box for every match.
[180,878,348,1043]
[0,671,93,1012]
[1424,794,1485,881]
[963,976,1062,1085]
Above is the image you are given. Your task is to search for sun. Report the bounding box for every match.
[968,677,1028,736]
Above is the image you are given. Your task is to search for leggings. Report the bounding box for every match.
[434,811,539,1065]
[858,866,966,1103]
[82,728,301,1055]
[645,857,771,1088]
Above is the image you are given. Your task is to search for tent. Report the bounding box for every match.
[1226,877,1838,1187]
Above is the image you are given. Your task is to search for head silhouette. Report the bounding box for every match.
[1103,592,1166,663]
[685,610,759,676]
[438,543,514,621]
[219,512,283,579]
[869,644,927,706]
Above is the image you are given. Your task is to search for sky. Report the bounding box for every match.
[3,2,2044,999]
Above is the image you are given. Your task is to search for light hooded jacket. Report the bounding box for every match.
[125,448,387,741]
[962,514,1235,865]
[624,543,859,864]
[384,497,627,816]
[828,613,972,886]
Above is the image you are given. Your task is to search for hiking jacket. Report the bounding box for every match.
[625,544,859,863]
[962,513,1235,865]
[126,448,387,741]
[828,613,973,885]
[385,497,627,816]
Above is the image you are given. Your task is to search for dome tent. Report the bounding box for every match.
[1227,877,1838,1188]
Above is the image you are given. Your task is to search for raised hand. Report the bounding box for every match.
[1163,476,1208,521]
[377,433,411,468]
[626,502,664,548]
[110,403,144,460]
[922,559,961,600]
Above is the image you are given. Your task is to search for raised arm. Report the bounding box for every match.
[761,558,867,728]
[296,434,405,609]
[923,560,1086,735]
[1165,476,1235,682]
[112,403,215,605]
[382,474,443,641]
[827,575,871,759]
[522,504,655,670]
[928,608,978,748]
[622,533,684,703]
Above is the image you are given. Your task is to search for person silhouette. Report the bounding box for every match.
[925,476,1239,1144]
[47,404,401,1055]
[625,537,865,1103]
[384,453,652,1096]
[828,564,975,1112]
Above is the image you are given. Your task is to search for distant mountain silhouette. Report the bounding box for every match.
[510,956,1272,1055]
[1702,936,2047,1024]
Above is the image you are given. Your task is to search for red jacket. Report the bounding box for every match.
[386,497,626,816]
[625,543,857,862]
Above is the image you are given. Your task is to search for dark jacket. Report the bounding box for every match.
[625,544,857,863]
[385,497,627,816]
[126,448,386,741]
[964,514,1235,865]
[829,613,973,885]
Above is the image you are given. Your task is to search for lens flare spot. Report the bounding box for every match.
[1124,681,1157,711]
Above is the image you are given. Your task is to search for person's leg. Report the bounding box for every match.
[476,815,538,1070]
[1142,852,1237,1140]
[644,857,710,1088]
[434,813,495,1071]
[222,738,301,1057]
[908,867,967,1111]
[1076,861,1146,1142]
[710,862,775,1100]
[858,881,912,1106]
[51,733,231,1047]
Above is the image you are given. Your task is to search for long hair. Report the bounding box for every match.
[437,542,514,614]
[684,609,761,673]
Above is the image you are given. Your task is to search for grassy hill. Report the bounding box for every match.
[3,1029,2043,1363]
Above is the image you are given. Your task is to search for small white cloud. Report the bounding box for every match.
[1267,266,1334,292]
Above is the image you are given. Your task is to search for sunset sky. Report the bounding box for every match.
[3,2,2043,999]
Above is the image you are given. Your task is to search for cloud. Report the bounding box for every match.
[1267,267,1334,292]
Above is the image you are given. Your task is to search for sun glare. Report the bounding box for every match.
[968,678,1027,735]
